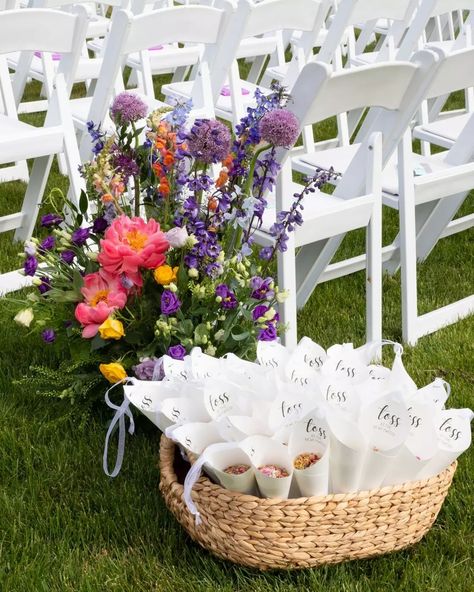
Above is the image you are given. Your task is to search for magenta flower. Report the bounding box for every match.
[168,344,186,360]
[110,92,148,126]
[259,109,299,147]
[60,250,75,264]
[71,227,90,246]
[186,119,231,164]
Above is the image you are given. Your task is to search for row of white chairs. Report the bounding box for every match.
[0,0,473,350]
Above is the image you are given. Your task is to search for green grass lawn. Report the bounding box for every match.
[0,79,473,591]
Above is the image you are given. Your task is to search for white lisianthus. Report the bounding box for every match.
[205,344,216,356]
[14,308,34,328]
[24,241,37,257]
[263,307,277,321]
[86,251,99,261]
[214,329,225,342]
[276,289,290,303]
[188,268,199,279]
[165,226,189,248]
[168,282,178,293]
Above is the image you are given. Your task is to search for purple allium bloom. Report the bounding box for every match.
[259,109,299,148]
[39,235,55,253]
[168,344,186,360]
[38,276,51,294]
[92,216,108,234]
[257,324,277,341]
[161,290,181,316]
[215,284,238,310]
[41,213,63,228]
[24,256,38,276]
[71,227,90,246]
[250,276,275,300]
[60,250,75,265]
[110,92,148,125]
[252,304,269,322]
[133,357,163,381]
[41,328,56,344]
[186,119,231,164]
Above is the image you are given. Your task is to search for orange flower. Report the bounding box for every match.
[163,152,175,167]
[208,197,218,211]
[223,154,234,170]
[101,193,114,203]
[152,162,163,176]
[215,170,228,188]
[159,177,170,196]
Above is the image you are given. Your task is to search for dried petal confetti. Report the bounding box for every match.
[223,464,250,475]
[293,452,320,470]
[258,464,289,478]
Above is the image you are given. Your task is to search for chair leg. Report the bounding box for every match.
[366,203,382,347]
[14,154,54,243]
[278,235,298,350]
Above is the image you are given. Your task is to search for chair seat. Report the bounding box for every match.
[413,112,472,149]
[256,182,374,247]
[236,35,278,59]
[126,44,202,73]
[0,115,63,164]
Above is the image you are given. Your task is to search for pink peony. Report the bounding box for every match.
[75,272,128,338]
[98,216,169,286]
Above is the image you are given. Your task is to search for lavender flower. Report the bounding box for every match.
[186,119,231,164]
[250,276,274,300]
[60,250,75,264]
[133,357,163,381]
[41,213,63,228]
[168,344,186,360]
[24,256,38,277]
[71,227,90,246]
[38,276,51,294]
[215,284,237,309]
[259,109,299,147]
[41,328,56,343]
[110,92,148,126]
[39,236,55,253]
[257,324,277,341]
[161,290,181,315]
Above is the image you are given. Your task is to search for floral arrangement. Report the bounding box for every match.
[12,86,334,410]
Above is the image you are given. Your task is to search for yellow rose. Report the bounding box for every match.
[98,318,125,340]
[154,265,178,286]
[99,362,127,384]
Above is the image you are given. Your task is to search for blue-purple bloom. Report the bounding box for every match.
[38,276,51,294]
[92,216,108,234]
[110,92,148,125]
[60,250,75,264]
[41,213,63,228]
[252,304,269,322]
[259,108,299,148]
[133,357,163,381]
[71,227,90,246]
[39,235,55,253]
[41,328,56,343]
[215,284,238,309]
[24,256,38,276]
[161,290,181,315]
[257,324,277,341]
[168,344,186,360]
[186,119,231,164]
[250,276,274,300]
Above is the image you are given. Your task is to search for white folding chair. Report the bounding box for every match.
[0,7,88,293]
[252,52,439,348]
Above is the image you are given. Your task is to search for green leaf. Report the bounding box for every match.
[79,190,89,217]
[230,328,250,342]
[90,335,108,351]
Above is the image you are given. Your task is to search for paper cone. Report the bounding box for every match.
[170,421,222,455]
[205,447,257,495]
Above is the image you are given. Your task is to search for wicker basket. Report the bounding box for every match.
[159,435,456,570]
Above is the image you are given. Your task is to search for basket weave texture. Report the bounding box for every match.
[159,435,456,570]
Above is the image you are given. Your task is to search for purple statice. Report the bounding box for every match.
[133,357,163,381]
[186,119,231,164]
[257,324,277,342]
[38,276,51,294]
[92,216,108,234]
[168,344,186,360]
[60,250,75,265]
[259,109,299,148]
[252,304,269,322]
[41,328,56,343]
[215,284,238,310]
[41,213,63,228]
[250,276,275,300]
[71,227,90,246]
[110,92,148,126]
[39,235,55,253]
[24,256,38,276]
[161,290,181,315]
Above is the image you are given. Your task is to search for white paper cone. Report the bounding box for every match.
[417,378,450,408]
[382,445,433,486]
[256,340,290,376]
[320,378,360,418]
[205,447,257,494]
[160,396,210,425]
[189,347,221,380]
[162,356,191,381]
[170,421,222,455]
[322,344,370,384]
[124,380,178,429]
[358,447,402,490]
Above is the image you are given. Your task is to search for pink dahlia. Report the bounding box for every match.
[75,272,128,338]
[98,216,169,286]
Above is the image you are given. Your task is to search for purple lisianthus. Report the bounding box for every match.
[257,324,277,341]
[161,290,181,315]
[41,328,56,343]
[24,256,38,276]
[38,276,51,294]
[41,213,63,228]
[110,92,148,126]
[39,235,55,253]
[215,284,238,310]
[92,216,108,234]
[168,344,186,360]
[250,276,275,300]
[60,250,75,265]
[71,227,90,246]
[133,357,163,381]
[259,109,299,148]
[252,304,269,322]
[186,119,231,164]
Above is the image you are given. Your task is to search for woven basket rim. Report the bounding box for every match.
[159,435,457,505]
